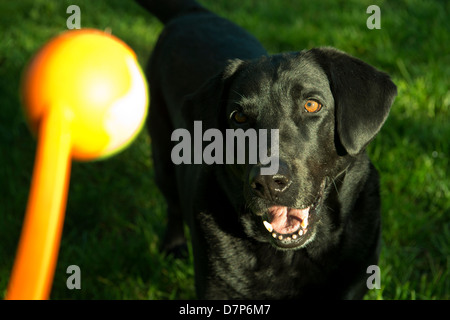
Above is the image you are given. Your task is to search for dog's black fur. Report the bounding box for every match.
[136,0,397,299]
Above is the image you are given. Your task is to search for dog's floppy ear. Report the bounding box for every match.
[310,47,397,155]
[181,59,245,130]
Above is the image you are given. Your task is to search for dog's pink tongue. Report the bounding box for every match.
[268,205,310,234]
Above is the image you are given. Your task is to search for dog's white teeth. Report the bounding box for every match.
[264,219,309,241]
[263,221,273,232]
[301,216,308,228]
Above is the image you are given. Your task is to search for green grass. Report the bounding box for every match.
[0,0,448,299]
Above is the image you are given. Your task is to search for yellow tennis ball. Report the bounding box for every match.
[22,29,148,161]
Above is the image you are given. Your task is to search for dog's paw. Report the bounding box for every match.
[162,243,189,260]
[160,241,189,260]
[160,231,188,260]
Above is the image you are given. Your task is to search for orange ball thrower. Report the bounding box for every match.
[6,29,148,299]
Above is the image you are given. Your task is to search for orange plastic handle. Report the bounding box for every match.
[6,105,72,300]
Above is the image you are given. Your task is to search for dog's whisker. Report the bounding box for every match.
[231,90,248,102]
[328,176,340,196]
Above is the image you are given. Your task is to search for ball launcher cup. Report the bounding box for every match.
[6,29,148,300]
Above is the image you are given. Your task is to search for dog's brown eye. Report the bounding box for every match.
[304,100,322,113]
[230,110,248,124]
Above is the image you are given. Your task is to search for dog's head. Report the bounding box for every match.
[183,47,397,250]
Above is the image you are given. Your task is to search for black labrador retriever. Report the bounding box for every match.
[136,0,397,299]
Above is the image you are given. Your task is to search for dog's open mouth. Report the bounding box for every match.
[260,182,325,249]
[264,205,310,237]
[262,204,315,249]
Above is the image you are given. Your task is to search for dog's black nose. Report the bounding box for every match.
[249,161,291,200]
